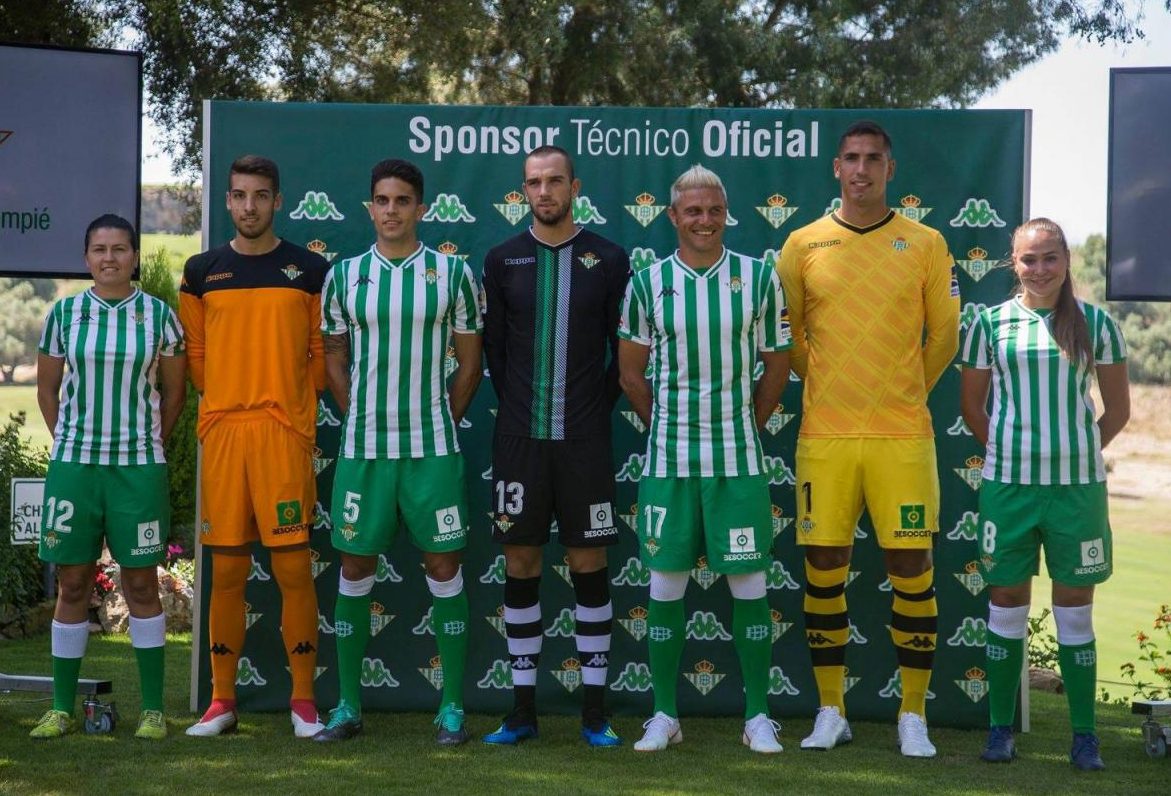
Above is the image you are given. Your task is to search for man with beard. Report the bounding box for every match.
[181,155,327,738]
[481,146,630,746]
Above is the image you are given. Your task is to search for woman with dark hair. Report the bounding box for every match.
[30,214,185,740]
[960,217,1130,770]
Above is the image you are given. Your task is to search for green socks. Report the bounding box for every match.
[733,597,772,718]
[1059,640,1097,734]
[333,591,372,710]
[647,598,686,717]
[431,590,469,709]
[985,630,1024,726]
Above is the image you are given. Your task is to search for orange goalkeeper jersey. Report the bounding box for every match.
[776,211,959,438]
[179,240,328,443]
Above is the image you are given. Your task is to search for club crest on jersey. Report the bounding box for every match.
[768,666,800,696]
[955,455,985,491]
[955,560,987,595]
[756,194,799,229]
[573,196,607,224]
[423,267,438,284]
[619,606,649,641]
[200,519,211,536]
[494,513,514,533]
[577,251,602,270]
[423,192,476,223]
[609,662,653,692]
[892,236,909,252]
[625,192,666,228]
[552,658,583,693]
[280,264,303,281]
[893,194,932,222]
[306,239,337,263]
[243,601,262,630]
[485,605,507,637]
[289,190,344,221]
[684,660,725,696]
[950,198,1007,228]
[494,191,531,225]
[956,667,990,703]
[236,656,267,686]
[727,275,744,293]
[690,556,722,590]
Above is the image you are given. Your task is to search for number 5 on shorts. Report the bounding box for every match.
[343,491,361,524]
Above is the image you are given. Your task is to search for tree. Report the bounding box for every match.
[1073,234,1171,385]
[0,279,51,383]
[2,2,1164,179]
[107,0,1165,179]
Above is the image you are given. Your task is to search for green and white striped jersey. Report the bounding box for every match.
[618,247,792,478]
[38,288,185,465]
[321,243,483,459]
[960,297,1126,485]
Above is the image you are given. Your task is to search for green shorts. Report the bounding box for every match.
[39,461,170,567]
[978,480,1112,587]
[637,475,773,574]
[331,454,469,555]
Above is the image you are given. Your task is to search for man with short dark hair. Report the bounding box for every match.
[481,145,629,746]
[182,155,328,738]
[777,120,960,757]
[314,158,483,745]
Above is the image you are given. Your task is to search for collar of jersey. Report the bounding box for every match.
[1012,295,1054,321]
[86,287,140,311]
[527,225,583,250]
[669,247,728,279]
[370,242,424,270]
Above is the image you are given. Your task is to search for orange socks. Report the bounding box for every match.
[208,552,251,702]
[269,547,320,702]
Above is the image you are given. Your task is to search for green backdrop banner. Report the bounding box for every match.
[192,102,1028,726]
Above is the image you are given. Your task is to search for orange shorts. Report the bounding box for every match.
[198,410,316,548]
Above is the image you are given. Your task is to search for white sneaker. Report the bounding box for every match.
[897,712,937,758]
[634,711,682,751]
[742,714,783,754]
[291,708,325,738]
[185,703,238,737]
[801,705,852,750]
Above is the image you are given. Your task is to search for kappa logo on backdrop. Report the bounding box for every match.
[611,556,650,587]
[947,416,973,436]
[768,666,800,696]
[316,399,341,427]
[947,616,988,648]
[609,662,653,692]
[823,197,843,216]
[572,196,607,224]
[289,191,344,221]
[423,192,476,223]
[625,192,666,227]
[477,660,513,690]
[412,606,435,636]
[248,557,271,581]
[360,657,399,688]
[686,611,732,641]
[545,608,576,638]
[765,560,800,591]
[236,657,267,686]
[615,453,646,482]
[949,198,1006,228]
[629,246,658,272]
[960,301,988,331]
[375,554,403,583]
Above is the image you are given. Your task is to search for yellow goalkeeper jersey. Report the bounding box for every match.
[776,210,959,438]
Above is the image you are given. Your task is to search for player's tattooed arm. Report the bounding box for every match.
[323,333,351,415]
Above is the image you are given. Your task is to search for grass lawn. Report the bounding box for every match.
[0,385,51,452]
[0,634,1164,796]
[140,232,202,277]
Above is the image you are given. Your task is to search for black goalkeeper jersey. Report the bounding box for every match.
[482,227,631,440]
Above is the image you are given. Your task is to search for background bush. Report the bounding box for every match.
[0,413,49,613]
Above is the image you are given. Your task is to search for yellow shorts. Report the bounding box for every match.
[794,437,939,549]
[199,410,316,548]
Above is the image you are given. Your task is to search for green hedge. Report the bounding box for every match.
[0,413,49,613]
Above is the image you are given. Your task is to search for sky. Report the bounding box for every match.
[140,8,1171,245]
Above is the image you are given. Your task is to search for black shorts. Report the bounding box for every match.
[490,433,619,547]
